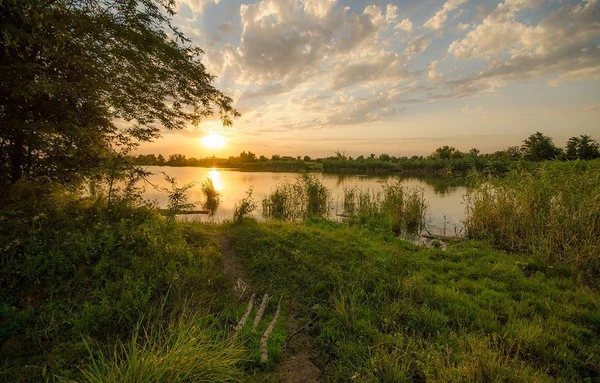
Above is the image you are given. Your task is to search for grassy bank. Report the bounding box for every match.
[0,182,246,381]
[2,162,599,381]
[466,160,600,285]
[221,220,599,382]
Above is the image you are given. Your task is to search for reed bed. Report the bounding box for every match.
[342,179,428,236]
[262,174,331,220]
[465,161,600,282]
[201,178,221,216]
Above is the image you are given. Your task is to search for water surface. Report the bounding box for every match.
[142,167,468,235]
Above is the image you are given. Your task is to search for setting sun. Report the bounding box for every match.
[201,133,226,150]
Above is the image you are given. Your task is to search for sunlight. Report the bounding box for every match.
[208,168,224,191]
[201,133,227,150]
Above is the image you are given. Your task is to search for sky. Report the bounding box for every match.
[138,0,600,158]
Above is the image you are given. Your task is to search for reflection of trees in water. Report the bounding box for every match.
[331,173,464,195]
[396,174,466,195]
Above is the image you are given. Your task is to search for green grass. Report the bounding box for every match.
[466,160,600,284]
[220,219,600,382]
[0,181,245,382]
[2,175,599,382]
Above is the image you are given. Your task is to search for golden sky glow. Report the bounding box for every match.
[136,0,600,158]
[201,134,227,151]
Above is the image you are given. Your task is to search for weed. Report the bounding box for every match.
[201,178,221,216]
[233,187,257,222]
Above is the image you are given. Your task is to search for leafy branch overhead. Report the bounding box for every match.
[0,0,239,184]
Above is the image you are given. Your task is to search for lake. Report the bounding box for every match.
[141,166,468,236]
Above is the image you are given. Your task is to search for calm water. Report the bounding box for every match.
[142,166,468,235]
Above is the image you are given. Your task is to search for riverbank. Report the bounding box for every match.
[1,172,599,381]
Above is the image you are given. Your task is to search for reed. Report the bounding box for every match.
[342,179,428,236]
[465,161,600,282]
[200,178,221,216]
[262,174,331,220]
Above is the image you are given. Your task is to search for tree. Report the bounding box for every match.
[431,146,457,160]
[0,0,238,185]
[521,132,561,161]
[565,135,600,160]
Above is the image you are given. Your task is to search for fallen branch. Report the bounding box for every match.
[252,294,269,331]
[260,296,282,363]
[231,293,255,343]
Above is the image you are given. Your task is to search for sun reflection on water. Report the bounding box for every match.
[208,168,224,191]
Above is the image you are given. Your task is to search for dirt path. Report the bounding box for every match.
[216,231,322,383]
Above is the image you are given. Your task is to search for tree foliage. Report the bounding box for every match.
[0,0,238,186]
[565,135,600,160]
[521,132,561,161]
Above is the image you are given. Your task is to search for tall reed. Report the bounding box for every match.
[201,178,221,216]
[262,174,331,220]
[465,161,600,282]
[342,179,428,236]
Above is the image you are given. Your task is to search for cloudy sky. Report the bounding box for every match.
[140,0,600,158]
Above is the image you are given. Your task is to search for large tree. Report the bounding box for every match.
[0,0,238,185]
[565,135,600,160]
[521,132,561,161]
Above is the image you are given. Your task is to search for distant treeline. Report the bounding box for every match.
[130,132,600,175]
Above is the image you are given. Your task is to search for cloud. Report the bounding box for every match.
[385,4,398,23]
[405,35,432,60]
[178,0,220,13]
[446,0,600,95]
[395,18,413,32]
[461,105,483,114]
[424,0,469,31]
[428,60,442,82]
[330,51,407,89]
[217,22,234,34]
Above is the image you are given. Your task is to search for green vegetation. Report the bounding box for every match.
[2,162,600,382]
[200,178,221,216]
[233,188,258,222]
[2,2,599,381]
[342,181,427,236]
[130,132,599,176]
[0,182,244,381]
[466,160,600,285]
[221,219,600,382]
[262,174,331,220]
[1,0,237,186]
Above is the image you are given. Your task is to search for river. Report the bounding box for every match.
[141,166,468,236]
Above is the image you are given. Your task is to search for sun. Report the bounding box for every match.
[201,133,226,150]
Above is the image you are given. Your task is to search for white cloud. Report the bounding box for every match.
[385,4,398,23]
[177,0,220,13]
[447,0,600,94]
[395,18,413,32]
[428,60,442,82]
[424,0,469,31]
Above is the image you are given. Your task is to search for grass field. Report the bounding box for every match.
[1,163,599,382]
